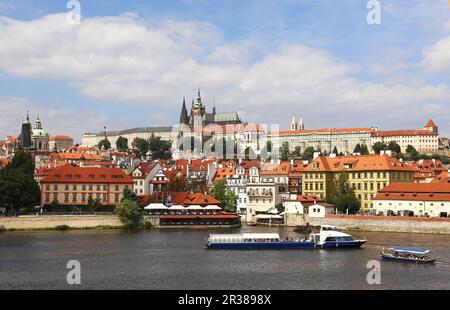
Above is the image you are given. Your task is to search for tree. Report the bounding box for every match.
[0,151,40,214]
[116,136,129,152]
[405,145,419,160]
[387,141,401,155]
[280,142,290,161]
[122,188,138,202]
[353,143,362,154]
[211,179,237,212]
[244,146,256,161]
[326,173,360,214]
[132,137,149,158]
[115,199,142,228]
[87,197,102,212]
[372,142,386,155]
[302,147,316,161]
[148,133,172,159]
[360,144,369,155]
[291,146,302,158]
[167,175,188,192]
[332,146,338,155]
[98,139,111,150]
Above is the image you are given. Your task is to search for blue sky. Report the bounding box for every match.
[0,0,449,141]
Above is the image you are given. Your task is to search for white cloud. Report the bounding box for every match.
[421,36,450,74]
[0,12,449,136]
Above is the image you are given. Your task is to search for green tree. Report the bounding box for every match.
[292,146,302,158]
[387,141,401,154]
[211,179,237,212]
[122,188,138,202]
[405,145,419,160]
[353,143,362,154]
[326,173,360,214]
[280,142,290,161]
[332,146,338,155]
[372,142,386,155]
[360,144,369,155]
[302,147,316,161]
[115,199,142,228]
[266,141,272,153]
[88,197,102,212]
[0,151,40,214]
[167,175,188,192]
[116,136,129,152]
[132,137,149,158]
[148,133,172,159]
[98,139,111,150]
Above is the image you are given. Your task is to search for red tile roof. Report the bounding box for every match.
[304,155,415,172]
[41,164,133,184]
[372,130,437,137]
[374,182,450,202]
[425,119,437,128]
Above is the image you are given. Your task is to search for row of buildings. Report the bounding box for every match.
[81,91,446,157]
[31,149,449,221]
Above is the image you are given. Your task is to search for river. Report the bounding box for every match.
[1,227,450,290]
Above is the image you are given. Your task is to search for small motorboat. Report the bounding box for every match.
[247,222,257,227]
[380,247,436,264]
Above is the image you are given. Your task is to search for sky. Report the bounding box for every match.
[0,0,450,142]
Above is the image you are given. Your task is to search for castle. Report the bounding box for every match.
[179,89,242,128]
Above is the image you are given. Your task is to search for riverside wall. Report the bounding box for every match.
[305,215,450,235]
[0,215,123,231]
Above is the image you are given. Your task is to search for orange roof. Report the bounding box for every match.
[183,193,221,206]
[41,164,133,184]
[214,167,236,180]
[53,153,103,161]
[303,155,415,172]
[268,127,373,137]
[372,130,437,137]
[374,182,450,201]
[49,135,74,141]
[432,171,450,183]
[260,162,290,175]
[425,119,437,128]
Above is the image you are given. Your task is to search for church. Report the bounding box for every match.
[179,89,242,128]
[17,112,50,155]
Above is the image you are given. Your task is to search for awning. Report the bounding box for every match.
[144,203,168,210]
[203,205,222,210]
[389,247,431,255]
[169,205,186,210]
[186,205,204,210]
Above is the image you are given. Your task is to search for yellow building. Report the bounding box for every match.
[302,154,415,210]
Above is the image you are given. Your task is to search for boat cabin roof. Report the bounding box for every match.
[389,247,431,255]
[209,233,280,240]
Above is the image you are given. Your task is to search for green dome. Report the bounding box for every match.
[32,128,48,137]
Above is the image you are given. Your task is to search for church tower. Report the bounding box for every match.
[291,114,298,130]
[191,89,206,128]
[19,111,32,150]
[179,97,189,125]
[298,115,305,130]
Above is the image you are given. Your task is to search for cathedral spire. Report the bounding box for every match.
[180,97,189,125]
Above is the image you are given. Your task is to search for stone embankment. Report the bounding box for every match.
[0,215,123,231]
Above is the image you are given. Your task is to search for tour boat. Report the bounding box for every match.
[205,225,367,249]
[380,247,436,264]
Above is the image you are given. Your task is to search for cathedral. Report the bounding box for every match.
[179,89,242,128]
[17,112,49,154]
